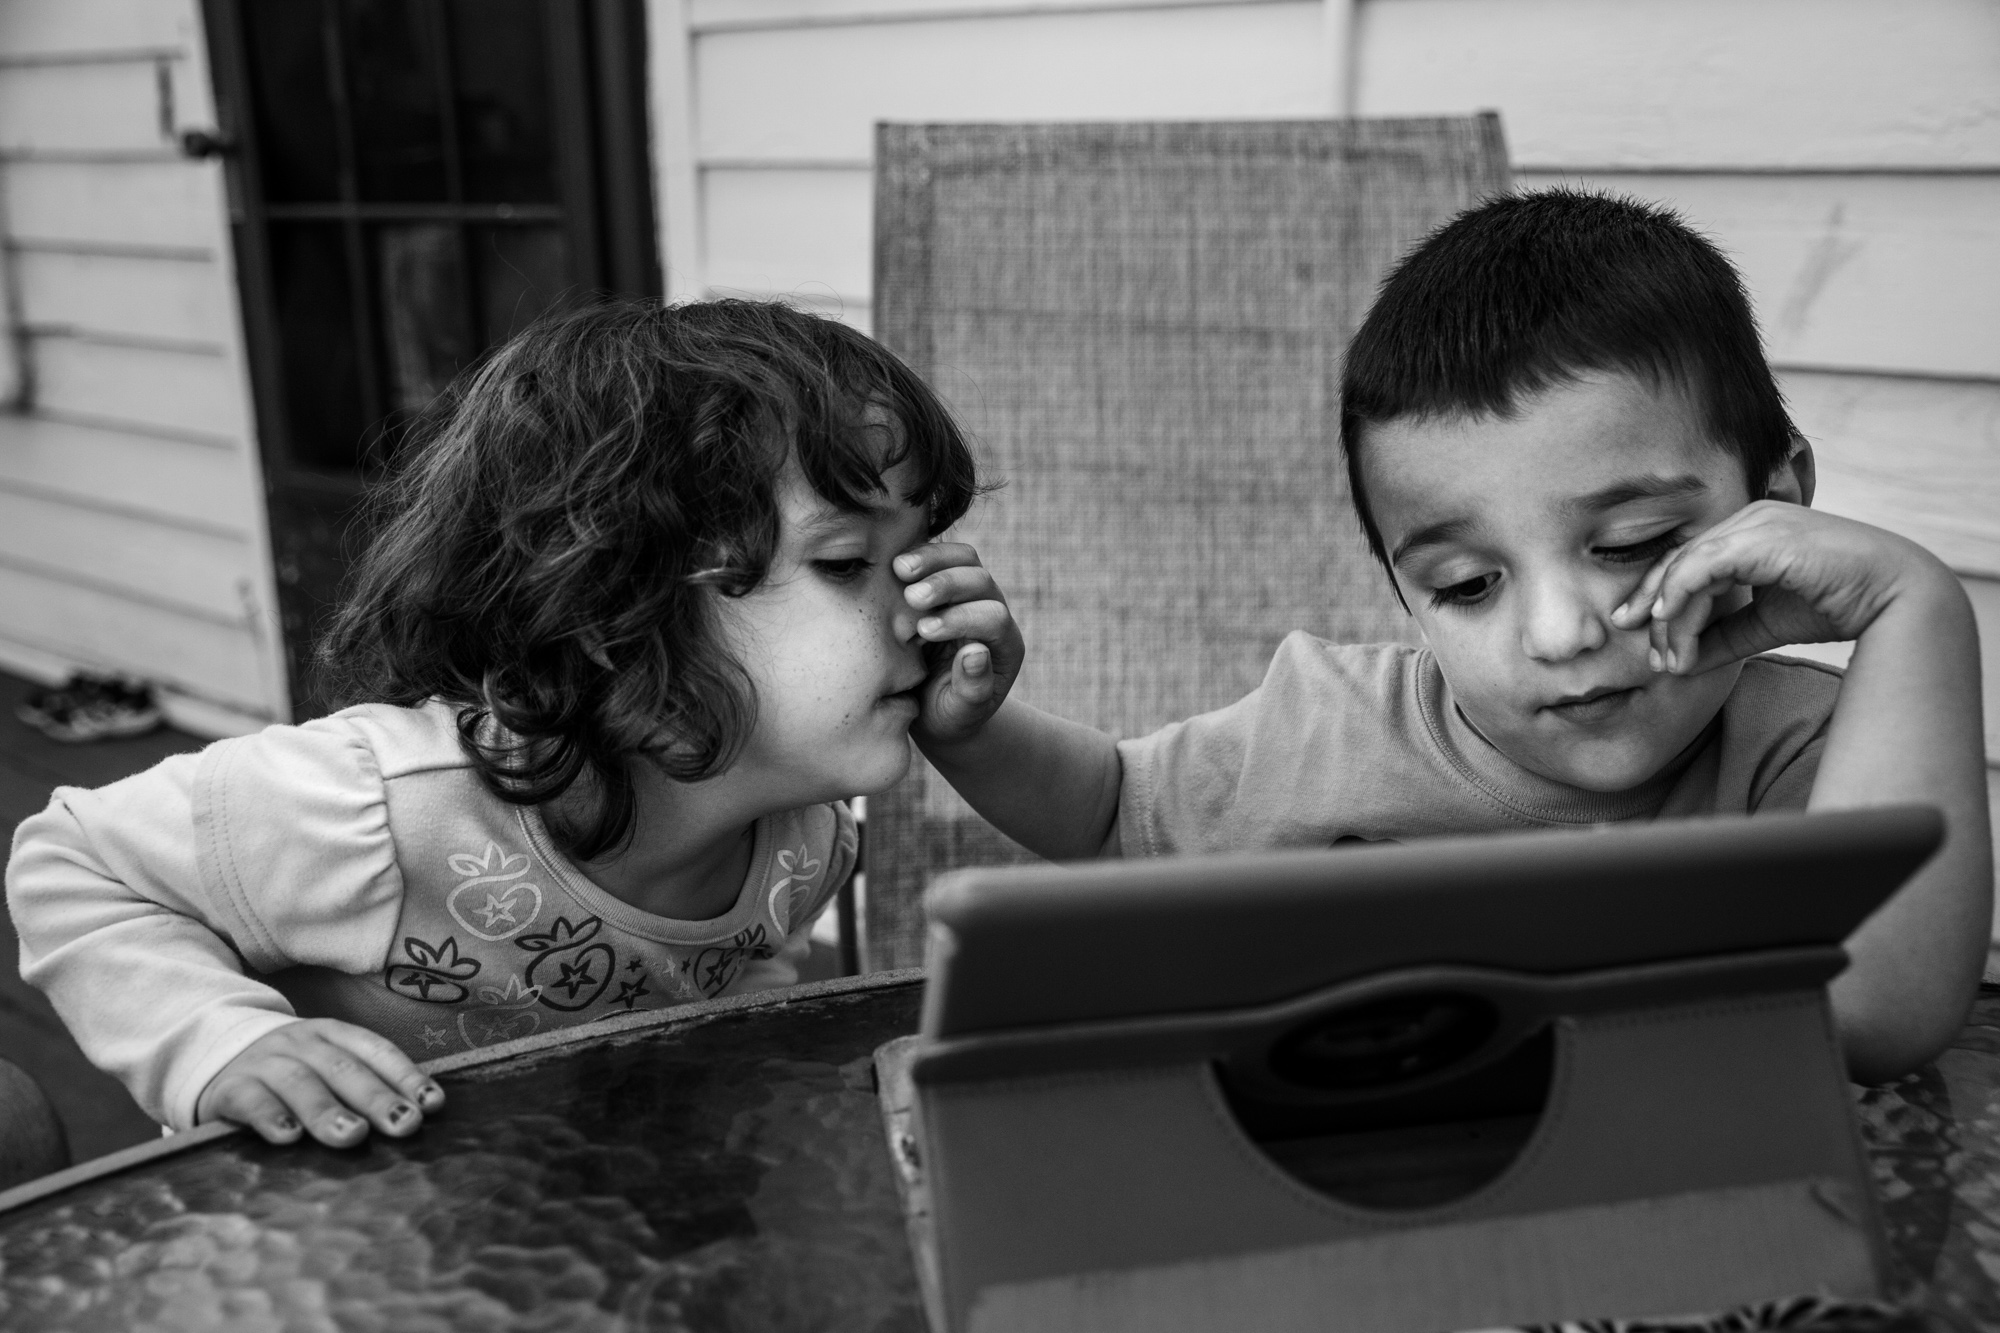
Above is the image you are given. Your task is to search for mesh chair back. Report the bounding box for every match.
[866,116,1512,969]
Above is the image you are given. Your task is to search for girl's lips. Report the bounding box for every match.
[1543,686,1640,724]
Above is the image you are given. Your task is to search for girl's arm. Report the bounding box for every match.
[7,742,440,1141]
[898,543,1127,860]
[1620,502,1992,1083]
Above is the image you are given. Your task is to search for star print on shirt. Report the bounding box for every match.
[551,958,598,999]
[612,975,650,1010]
[625,957,645,973]
[419,1025,451,1050]
[473,890,522,930]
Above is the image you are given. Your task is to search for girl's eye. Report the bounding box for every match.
[1594,531,1682,565]
[1427,572,1498,609]
[813,558,872,583]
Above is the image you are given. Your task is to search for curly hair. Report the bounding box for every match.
[317,297,981,859]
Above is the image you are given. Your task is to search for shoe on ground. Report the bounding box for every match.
[15,673,163,743]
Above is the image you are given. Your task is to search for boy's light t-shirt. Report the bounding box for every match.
[1117,633,1841,857]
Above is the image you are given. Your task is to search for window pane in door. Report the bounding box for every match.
[376,224,474,416]
[343,0,449,202]
[450,0,559,203]
[269,223,368,470]
[243,0,341,202]
[474,225,570,345]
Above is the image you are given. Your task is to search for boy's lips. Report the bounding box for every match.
[1542,683,1642,724]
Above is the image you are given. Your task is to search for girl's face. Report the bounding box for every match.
[710,454,934,809]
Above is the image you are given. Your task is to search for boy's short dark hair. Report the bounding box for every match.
[321,297,979,859]
[1339,187,1800,573]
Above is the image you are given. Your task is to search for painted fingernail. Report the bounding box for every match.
[418,1082,444,1107]
[330,1113,362,1136]
[275,1114,299,1135]
[918,616,944,637]
[385,1102,415,1127]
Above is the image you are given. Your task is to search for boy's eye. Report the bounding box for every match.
[1427,572,1498,609]
[1593,532,1682,565]
[812,557,872,582]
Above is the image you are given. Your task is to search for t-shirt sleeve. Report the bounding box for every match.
[6,715,406,1129]
[1722,656,1845,814]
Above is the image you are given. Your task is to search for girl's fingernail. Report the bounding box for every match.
[386,1102,415,1127]
[1648,649,1662,672]
[907,581,931,605]
[964,647,989,674]
[418,1083,443,1106]
[918,616,944,637]
[275,1114,299,1134]
[1652,598,1666,618]
[330,1113,362,1136]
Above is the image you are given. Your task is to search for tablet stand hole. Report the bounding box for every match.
[1227,1021,1556,1211]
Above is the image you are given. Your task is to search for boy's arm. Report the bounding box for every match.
[897,543,1126,860]
[1619,502,1991,1083]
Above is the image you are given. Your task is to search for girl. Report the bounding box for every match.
[6,298,988,1150]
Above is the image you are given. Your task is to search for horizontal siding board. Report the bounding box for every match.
[702,166,874,300]
[1515,172,2000,381]
[0,0,192,59]
[694,1,1328,161]
[0,414,256,534]
[1783,369,2000,579]
[0,61,170,155]
[15,249,230,347]
[1355,0,2000,168]
[31,337,247,441]
[0,565,265,708]
[2,160,221,252]
[0,490,252,624]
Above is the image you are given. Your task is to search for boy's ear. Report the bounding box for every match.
[1765,436,1816,508]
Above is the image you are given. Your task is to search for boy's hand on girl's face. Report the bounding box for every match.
[196,1018,444,1148]
[895,542,1024,745]
[1610,500,1947,677]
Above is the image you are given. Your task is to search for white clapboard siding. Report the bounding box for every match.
[3,160,219,254]
[0,60,172,156]
[0,415,255,534]
[1516,173,2000,383]
[694,1,1329,163]
[0,564,266,704]
[1355,0,2000,168]
[31,336,246,441]
[0,0,191,56]
[15,248,230,348]
[703,166,874,307]
[0,489,251,625]
[1783,370,2000,581]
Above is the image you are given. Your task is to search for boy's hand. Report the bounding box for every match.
[1611,501,1950,676]
[196,1018,444,1147]
[896,542,1024,745]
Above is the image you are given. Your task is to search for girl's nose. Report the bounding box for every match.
[1518,573,1610,663]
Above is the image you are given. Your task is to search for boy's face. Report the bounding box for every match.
[1360,373,1764,793]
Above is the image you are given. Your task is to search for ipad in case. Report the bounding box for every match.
[888,806,1943,1333]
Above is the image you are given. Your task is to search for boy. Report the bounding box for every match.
[899,188,1991,1085]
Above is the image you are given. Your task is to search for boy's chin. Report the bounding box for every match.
[1516,740,1677,794]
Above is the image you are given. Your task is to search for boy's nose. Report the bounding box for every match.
[1518,577,1610,663]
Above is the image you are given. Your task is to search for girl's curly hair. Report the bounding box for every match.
[316,297,980,859]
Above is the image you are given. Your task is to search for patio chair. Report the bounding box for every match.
[862,116,1513,971]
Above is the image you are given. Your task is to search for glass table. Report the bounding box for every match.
[1,975,1995,1332]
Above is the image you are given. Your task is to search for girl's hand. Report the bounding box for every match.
[196,1018,444,1147]
[896,542,1025,745]
[1610,501,1949,676]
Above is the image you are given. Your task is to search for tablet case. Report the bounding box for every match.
[886,808,1944,1333]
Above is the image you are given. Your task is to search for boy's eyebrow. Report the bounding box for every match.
[1390,517,1477,567]
[1560,474,1710,516]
